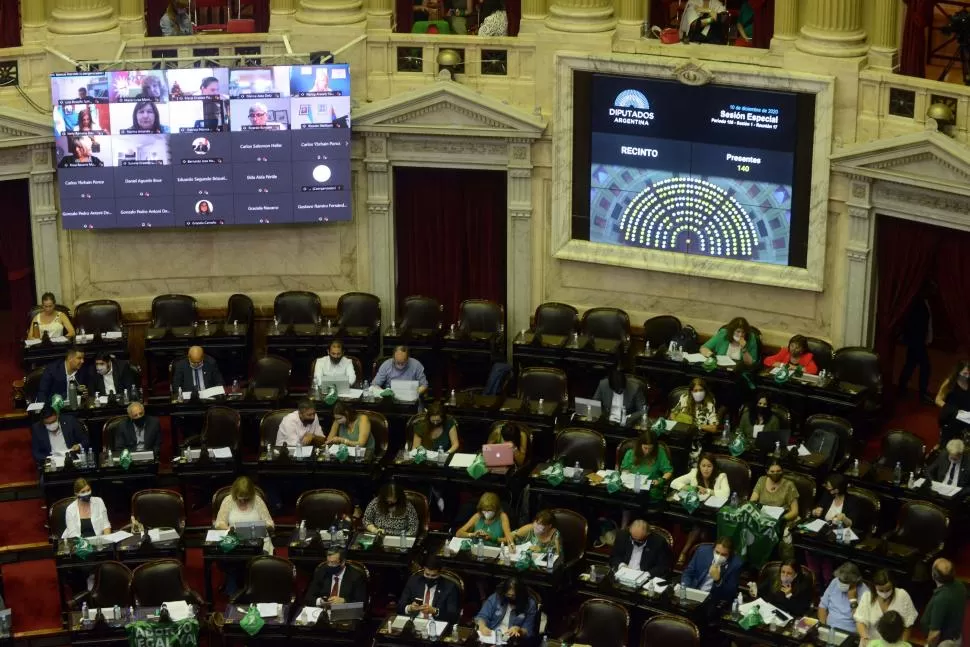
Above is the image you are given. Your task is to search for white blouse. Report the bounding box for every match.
[853,589,918,644]
[32,314,65,338]
[670,471,730,499]
[63,497,111,539]
[824,497,844,522]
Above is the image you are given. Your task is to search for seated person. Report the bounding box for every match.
[679,0,729,44]
[510,509,561,554]
[442,0,473,33]
[807,474,859,585]
[374,346,428,396]
[476,0,508,36]
[398,555,460,623]
[619,429,673,500]
[31,406,86,465]
[699,317,758,366]
[819,561,869,633]
[171,346,224,394]
[671,377,719,433]
[26,292,74,340]
[609,519,671,576]
[751,559,812,618]
[313,340,357,387]
[276,399,326,447]
[411,401,459,453]
[868,611,911,647]
[670,453,730,565]
[62,477,111,538]
[160,0,192,35]
[486,422,528,468]
[85,351,136,397]
[475,577,537,641]
[749,460,799,525]
[593,368,646,426]
[924,438,970,487]
[680,536,742,603]
[37,347,85,404]
[738,391,784,444]
[763,334,818,375]
[115,402,162,455]
[304,547,367,607]
[363,482,419,536]
[855,571,917,646]
[325,402,374,451]
[456,492,514,546]
[935,360,970,445]
[214,476,275,554]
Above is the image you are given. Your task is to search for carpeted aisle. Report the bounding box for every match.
[0,499,47,547]
[1,559,61,633]
[0,427,37,486]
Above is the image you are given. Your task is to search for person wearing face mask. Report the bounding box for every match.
[171,346,224,395]
[609,519,671,577]
[854,570,917,646]
[63,478,111,538]
[31,405,86,466]
[276,399,326,447]
[457,492,514,546]
[374,346,428,396]
[304,547,367,607]
[313,340,357,387]
[411,401,460,454]
[671,377,719,433]
[475,577,537,640]
[806,474,859,586]
[84,351,136,398]
[160,0,192,36]
[671,453,730,566]
[763,334,818,375]
[363,482,419,536]
[818,561,868,633]
[749,460,799,523]
[699,317,759,366]
[398,555,460,623]
[214,476,275,554]
[592,367,647,427]
[326,402,374,451]
[115,402,161,455]
[680,536,741,602]
[751,559,812,618]
[925,439,970,488]
[922,558,965,647]
[510,509,561,555]
[619,429,673,500]
[738,391,786,444]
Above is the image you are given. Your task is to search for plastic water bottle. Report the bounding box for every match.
[94,391,101,407]
[233,319,239,334]
[298,520,306,541]
[893,461,902,486]
[851,458,859,475]
[679,582,688,603]
[449,389,456,405]
[128,606,134,622]
[722,419,730,442]
[545,545,554,572]
[633,472,642,494]
[644,340,651,356]
[907,471,915,489]
[731,593,742,620]
[266,443,272,461]
[81,601,89,623]
[107,448,113,464]
[86,448,94,468]
[427,616,438,641]
[476,537,484,559]
[330,523,338,545]
[541,636,549,647]
[399,528,406,551]
[573,460,582,481]
[730,492,739,508]
[112,605,121,624]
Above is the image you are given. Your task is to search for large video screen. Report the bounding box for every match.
[571,73,815,267]
[51,65,352,229]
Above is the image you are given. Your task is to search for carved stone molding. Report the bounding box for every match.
[392,138,509,158]
[846,249,869,262]
[674,60,714,86]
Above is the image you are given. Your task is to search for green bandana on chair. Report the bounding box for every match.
[239,606,265,636]
[514,549,534,571]
[219,532,240,553]
[680,486,701,514]
[466,454,488,480]
[412,446,427,464]
[728,433,747,457]
[335,444,349,462]
[324,385,339,406]
[651,417,668,435]
[605,471,622,494]
[738,607,764,630]
[702,356,718,372]
[74,537,94,560]
[119,449,132,471]
[545,462,565,487]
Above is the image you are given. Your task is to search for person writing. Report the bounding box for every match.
[363,483,419,536]
[671,377,719,433]
[325,402,374,451]
[31,406,86,465]
[592,368,646,426]
[619,429,673,500]
[374,346,429,396]
[763,334,818,375]
[275,399,326,447]
[671,453,729,566]
[609,519,671,576]
[700,317,758,365]
[510,510,561,554]
[62,478,111,538]
[806,474,858,585]
[411,401,460,453]
[924,439,970,488]
[26,292,75,340]
[456,492,514,546]
[475,577,537,640]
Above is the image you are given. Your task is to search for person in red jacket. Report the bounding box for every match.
[763,334,818,375]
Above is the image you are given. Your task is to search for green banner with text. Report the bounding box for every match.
[126,619,200,647]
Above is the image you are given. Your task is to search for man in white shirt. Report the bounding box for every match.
[313,340,357,388]
[275,400,325,447]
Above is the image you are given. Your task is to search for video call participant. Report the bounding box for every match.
[37,346,85,404]
[125,101,168,134]
[171,346,224,394]
[246,102,283,130]
[57,135,104,168]
[115,402,162,455]
[30,405,86,465]
[136,75,166,101]
[610,519,671,576]
[313,340,357,386]
[398,555,460,622]
[200,76,222,97]
[26,292,75,340]
[195,200,214,216]
[160,0,192,36]
[373,346,428,395]
[305,547,367,607]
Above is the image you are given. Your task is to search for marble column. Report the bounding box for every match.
[868,0,899,70]
[48,0,118,35]
[21,0,47,44]
[797,0,867,58]
[545,0,615,33]
[365,0,393,31]
[506,140,534,347]
[118,0,146,37]
[842,179,874,347]
[364,134,395,322]
[296,0,366,25]
[771,0,798,49]
[29,146,63,303]
[270,0,298,31]
[614,0,644,40]
[518,0,547,33]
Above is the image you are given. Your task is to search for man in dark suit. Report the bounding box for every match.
[592,368,646,427]
[304,548,367,607]
[398,555,460,624]
[114,402,161,455]
[680,536,742,603]
[30,405,87,465]
[37,347,85,405]
[609,519,671,577]
[85,352,136,397]
[925,439,970,488]
[171,346,224,394]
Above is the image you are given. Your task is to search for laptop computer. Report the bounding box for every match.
[390,379,419,402]
[574,397,602,420]
[320,377,351,395]
[482,443,514,467]
[327,602,364,622]
[234,520,268,540]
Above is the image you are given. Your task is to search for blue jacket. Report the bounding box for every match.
[681,544,742,603]
[475,592,538,636]
[30,414,87,465]
[37,359,72,405]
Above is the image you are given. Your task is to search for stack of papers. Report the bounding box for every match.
[390,380,419,401]
[103,331,123,339]
[645,577,668,593]
[449,453,477,469]
[257,603,280,618]
[382,535,415,549]
[282,446,314,459]
[447,536,466,553]
[683,353,707,363]
[103,530,133,544]
[205,529,229,542]
[930,481,962,497]
[800,519,827,533]
[75,333,94,343]
[342,388,364,400]
[390,616,410,631]
[298,607,323,624]
[703,495,728,509]
[797,444,812,457]
[26,402,44,412]
[148,528,179,543]
[761,506,785,520]
[563,466,583,479]
[163,600,191,621]
[615,566,650,587]
[23,339,40,347]
[619,473,651,491]
[715,355,736,367]
[956,410,970,424]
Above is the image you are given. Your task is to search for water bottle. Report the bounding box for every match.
[427,617,438,641]
[68,381,78,408]
[541,636,549,647]
[272,317,280,334]
[326,318,332,332]
[362,380,370,402]
[176,388,184,404]
[94,391,101,407]
[730,492,739,508]
[476,537,484,559]
[722,419,730,442]
[851,458,859,475]
[121,388,129,405]
[893,461,902,486]
[573,460,582,481]
[232,379,240,395]
[545,545,554,572]
[203,320,210,335]
[298,520,306,541]
[644,340,651,356]
[633,472,642,494]
[112,605,121,625]
[81,601,89,623]
[399,529,407,551]
[731,593,742,620]
[266,443,272,461]
[537,397,545,411]
[449,389,456,405]
[107,448,113,465]
[233,319,239,334]
[330,523,338,545]
[907,471,915,489]
[86,448,94,468]
[679,582,688,603]
[128,606,134,622]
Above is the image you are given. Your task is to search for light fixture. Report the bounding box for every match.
[927,101,955,132]
[436,49,462,79]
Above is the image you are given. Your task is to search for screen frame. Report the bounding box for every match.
[552,53,835,292]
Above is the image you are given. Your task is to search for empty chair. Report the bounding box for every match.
[406,489,430,535]
[399,295,442,333]
[296,489,353,529]
[642,315,682,349]
[784,471,817,519]
[82,561,132,609]
[101,415,127,453]
[845,486,880,537]
[886,500,949,559]
[132,489,185,533]
[74,299,123,334]
[517,367,568,402]
[581,307,630,341]
[252,355,292,393]
[151,294,197,329]
[273,291,322,325]
[805,337,834,373]
[227,293,254,327]
[131,559,203,607]
[640,614,700,647]
[550,508,587,567]
[553,428,606,471]
[533,302,579,337]
[833,346,882,393]
[258,409,291,446]
[802,413,853,472]
[232,555,296,605]
[20,366,44,406]
[875,429,925,474]
[337,292,381,332]
[202,406,241,450]
[48,496,74,540]
[458,299,504,334]
[713,455,751,499]
[563,598,629,647]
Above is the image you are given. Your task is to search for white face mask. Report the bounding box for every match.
[533,524,546,535]
[692,391,706,403]
[733,332,743,343]
[877,589,893,599]
[837,581,851,593]
[482,510,495,520]
[46,422,59,432]
[712,554,727,566]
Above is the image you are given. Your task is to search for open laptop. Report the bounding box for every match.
[327,601,365,622]
[482,443,514,467]
[390,379,419,402]
[234,520,268,540]
[320,377,351,395]
[574,397,602,420]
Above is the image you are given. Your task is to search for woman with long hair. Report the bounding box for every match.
[699,316,759,365]
[326,401,374,451]
[363,482,419,536]
[936,359,970,445]
[671,377,719,433]
[128,101,166,134]
[670,452,729,565]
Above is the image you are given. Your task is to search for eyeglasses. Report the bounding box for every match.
[251,112,267,117]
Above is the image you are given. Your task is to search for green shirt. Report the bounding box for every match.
[701,327,760,363]
[413,416,457,452]
[473,515,504,545]
[339,418,375,451]
[921,580,966,641]
[620,447,672,500]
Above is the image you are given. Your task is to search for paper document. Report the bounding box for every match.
[752,424,764,437]
[50,335,69,343]
[149,528,179,543]
[645,577,668,593]
[683,353,707,363]
[408,448,440,462]
[449,453,477,469]
[679,586,709,602]
[200,386,226,399]
[103,530,133,544]
[299,607,323,623]
[163,600,191,621]
[834,528,859,543]
[103,331,122,339]
[957,410,970,424]
[913,477,926,488]
[596,470,617,479]
[478,630,506,645]
[447,537,466,553]
[52,456,65,468]
[75,334,94,343]
[563,466,583,479]
[257,603,280,618]
[716,355,736,367]
[930,481,962,497]
[211,447,233,459]
[23,339,40,347]
[382,535,415,549]
[390,615,410,630]
[800,519,827,533]
[704,495,728,509]
[797,444,811,457]
[343,389,363,400]
[761,505,785,520]
[532,552,559,568]
[205,529,229,542]
[615,566,649,587]
[26,402,43,412]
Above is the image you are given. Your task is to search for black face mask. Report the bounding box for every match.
[757,406,770,416]
[632,538,647,547]
[133,419,144,429]
[325,565,342,576]
[423,576,439,587]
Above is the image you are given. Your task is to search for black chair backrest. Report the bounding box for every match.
[738,403,792,430]
[833,346,882,392]
[244,556,295,604]
[551,508,587,565]
[880,430,926,474]
[642,315,682,349]
[554,428,606,470]
[151,294,197,329]
[90,561,133,608]
[132,489,185,531]
[640,614,700,647]
[534,302,579,336]
[784,472,817,518]
[401,295,442,331]
[227,293,254,326]
[337,292,381,329]
[359,409,389,455]
[23,366,45,404]
[517,367,568,402]
[577,598,629,647]
[274,291,322,325]
[713,455,751,499]
[102,415,127,453]
[131,559,191,607]
[667,385,689,413]
[253,355,292,391]
[846,486,880,536]
[895,501,949,554]
[296,489,353,529]
[581,307,630,341]
[805,337,834,372]
[803,413,853,470]
[459,299,503,333]
[75,300,123,333]
[406,490,430,533]
[258,409,291,446]
[203,406,241,450]
[49,496,73,539]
